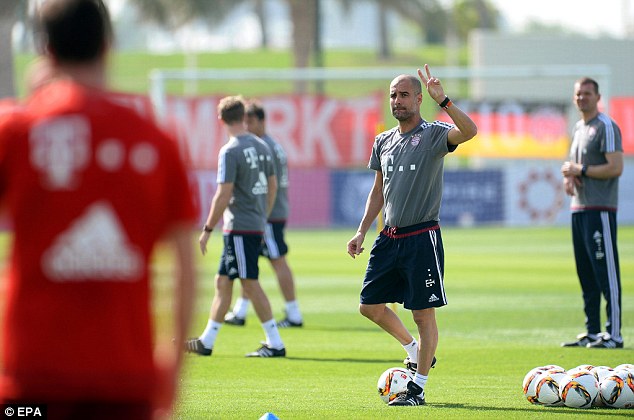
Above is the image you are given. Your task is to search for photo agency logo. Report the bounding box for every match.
[2,404,47,419]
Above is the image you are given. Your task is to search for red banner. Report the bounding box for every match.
[164,94,383,169]
[610,97,634,154]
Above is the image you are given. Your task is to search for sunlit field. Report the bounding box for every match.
[147,226,634,419]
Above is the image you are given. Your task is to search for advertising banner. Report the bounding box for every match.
[435,101,570,159]
[165,93,383,170]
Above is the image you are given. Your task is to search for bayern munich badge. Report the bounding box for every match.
[410,134,421,146]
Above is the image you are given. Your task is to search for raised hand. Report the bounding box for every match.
[417,64,445,104]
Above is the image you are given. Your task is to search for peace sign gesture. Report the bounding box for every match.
[417,64,445,104]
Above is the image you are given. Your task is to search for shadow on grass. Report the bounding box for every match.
[428,402,632,416]
[286,356,396,364]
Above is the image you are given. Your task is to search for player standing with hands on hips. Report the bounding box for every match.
[560,77,624,349]
[347,65,477,406]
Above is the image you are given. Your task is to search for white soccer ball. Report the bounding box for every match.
[591,365,615,383]
[377,367,413,404]
[534,370,566,406]
[559,370,599,408]
[523,367,546,404]
[615,364,634,374]
[541,364,565,373]
[567,364,595,375]
[599,370,634,408]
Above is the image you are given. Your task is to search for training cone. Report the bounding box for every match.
[258,413,279,420]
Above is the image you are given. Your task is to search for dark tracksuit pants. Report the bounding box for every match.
[571,210,622,341]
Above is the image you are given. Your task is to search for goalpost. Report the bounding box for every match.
[149,65,612,121]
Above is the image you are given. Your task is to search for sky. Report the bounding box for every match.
[489,0,633,38]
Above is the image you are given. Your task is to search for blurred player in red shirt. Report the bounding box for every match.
[0,1,197,418]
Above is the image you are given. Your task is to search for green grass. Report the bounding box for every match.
[161,226,634,419]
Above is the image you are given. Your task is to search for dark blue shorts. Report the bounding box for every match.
[260,221,288,259]
[218,233,263,280]
[360,221,446,310]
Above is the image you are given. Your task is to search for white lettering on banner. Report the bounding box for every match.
[300,97,340,166]
[163,94,381,169]
[348,97,381,163]
[264,99,301,161]
[168,97,222,169]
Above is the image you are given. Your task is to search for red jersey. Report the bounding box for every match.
[0,80,196,401]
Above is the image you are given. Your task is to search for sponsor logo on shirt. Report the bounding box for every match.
[42,201,143,282]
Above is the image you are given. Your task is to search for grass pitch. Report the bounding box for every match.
[166,226,634,419]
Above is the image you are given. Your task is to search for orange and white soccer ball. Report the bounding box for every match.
[534,370,567,406]
[599,370,634,408]
[559,370,599,408]
[377,367,413,404]
[523,367,547,404]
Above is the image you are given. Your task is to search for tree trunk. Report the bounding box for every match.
[288,0,317,92]
[254,0,269,48]
[377,0,391,60]
[0,0,20,99]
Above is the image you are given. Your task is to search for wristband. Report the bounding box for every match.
[438,96,452,109]
[581,164,588,177]
[203,225,213,233]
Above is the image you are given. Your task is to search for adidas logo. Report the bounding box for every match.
[42,201,143,281]
[428,294,439,303]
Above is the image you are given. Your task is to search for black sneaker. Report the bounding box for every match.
[403,356,437,375]
[388,381,426,406]
[224,312,246,326]
[561,333,599,347]
[276,317,303,328]
[587,337,624,349]
[184,338,212,356]
[246,343,286,358]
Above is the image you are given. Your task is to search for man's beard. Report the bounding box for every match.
[392,108,414,121]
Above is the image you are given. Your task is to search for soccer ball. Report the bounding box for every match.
[523,367,546,404]
[567,364,594,375]
[599,370,634,408]
[534,370,566,406]
[541,364,565,373]
[615,364,634,374]
[377,367,413,403]
[591,365,615,383]
[590,366,615,406]
[559,370,599,408]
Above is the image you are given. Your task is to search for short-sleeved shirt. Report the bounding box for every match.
[217,133,276,233]
[259,134,289,221]
[369,120,455,227]
[569,113,623,212]
[0,80,197,401]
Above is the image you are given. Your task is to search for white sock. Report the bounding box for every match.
[262,319,284,349]
[402,339,418,361]
[232,297,250,318]
[285,300,302,322]
[199,320,222,349]
[414,373,427,393]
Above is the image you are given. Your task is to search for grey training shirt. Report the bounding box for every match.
[217,133,276,232]
[569,113,622,212]
[260,134,289,221]
[369,120,455,227]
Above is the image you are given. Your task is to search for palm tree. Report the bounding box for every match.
[0,0,22,98]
